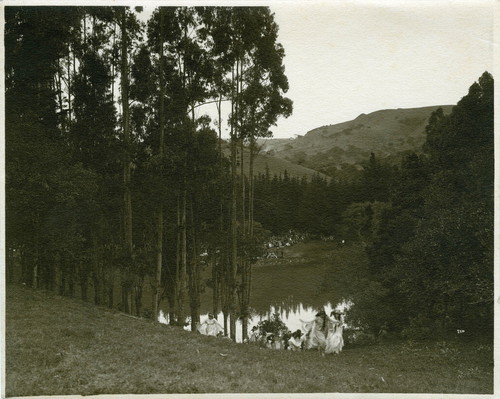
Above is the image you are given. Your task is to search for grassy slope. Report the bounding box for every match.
[220,142,330,181]
[6,284,493,396]
[261,105,455,169]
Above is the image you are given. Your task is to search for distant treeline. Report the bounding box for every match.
[252,159,389,237]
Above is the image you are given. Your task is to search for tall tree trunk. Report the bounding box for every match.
[173,195,181,325]
[175,188,187,325]
[58,254,65,296]
[212,92,224,318]
[92,230,102,306]
[249,136,256,237]
[230,123,238,341]
[120,7,133,314]
[228,62,241,341]
[241,135,256,341]
[56,59,65,133]
[153,8,166,322]
[80,262,89,301]
[188,196,201,331]
[107,279,114,308]
[211,256,218,315]
[134,278,143,317]
[33,224,40,289]
[67,51,72,132]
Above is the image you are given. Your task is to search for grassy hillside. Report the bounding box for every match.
[260,105,454,173]
[221,141,329,180]
[6,284,493,396]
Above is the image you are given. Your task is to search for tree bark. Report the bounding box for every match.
[153,7,166,322]
[188,196,201,331]
[175,188,188,325]
[120,7,133,314]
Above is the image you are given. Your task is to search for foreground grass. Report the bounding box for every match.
[6,284,493,396]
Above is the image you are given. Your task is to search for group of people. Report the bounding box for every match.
[248,327,306,351]
[301,310,344,354]
[196,309,344,355]
[249,310,344,355]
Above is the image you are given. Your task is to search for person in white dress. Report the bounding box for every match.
[248,326,260,343]
[325,310,344,354]
[197,313,224,337]
[301,310,329,353]
[288,329,305,351]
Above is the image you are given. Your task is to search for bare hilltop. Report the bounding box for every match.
[260,105,454,174]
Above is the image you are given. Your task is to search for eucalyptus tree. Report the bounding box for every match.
[62,6,142,310]
[5,6,83,291]
[236,8,293,339]
[112,6,145,314]
[197,7,293,340]
[69,8,122,303]
[204,7,292,340]
[146,7,219,326]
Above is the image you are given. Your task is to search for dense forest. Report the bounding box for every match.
[5,6,493,342]
[5,6,293,342]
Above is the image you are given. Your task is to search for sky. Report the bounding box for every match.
[184,0,494,138]
[3,0,495,139]
[267,0,494,138]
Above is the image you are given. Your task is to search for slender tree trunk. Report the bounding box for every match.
[134,278,143,317]
[120,7,133,314]
[153,8,166,322]
[221,253,230,336]
[67,51,72,131]
[240,135,256,340]
[173,195,181,325]
[249,136,256,237]
[80,266,88,301]
[107,279,114,308]
[188,196,201,331]
[68,263,75,297]
[211,256,218,316]
[56,60,65,133]
[61,260,67,296]
[92,231,102,306]
[33,225,40,289]
[230,124,238,340]
[240,138,245,232]
[212,93,224,318]
[175,188,187,325]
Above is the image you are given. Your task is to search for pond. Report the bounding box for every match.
[160,299,352,343]
[159,240,364,342]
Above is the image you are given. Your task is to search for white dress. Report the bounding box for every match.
[301,317,327,350]
[325,318,344,354]
[198,318,224,336]
[248,330,260,343]
[288,336,304,350]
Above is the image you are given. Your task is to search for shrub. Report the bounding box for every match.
[257,313,288,336]
[401,314,434,341]
[345,329,377,346]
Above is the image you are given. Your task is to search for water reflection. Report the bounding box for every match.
[159,298,352,343]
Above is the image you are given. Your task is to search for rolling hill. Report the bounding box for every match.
[221,142,330,181]
[259,105,454,174]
